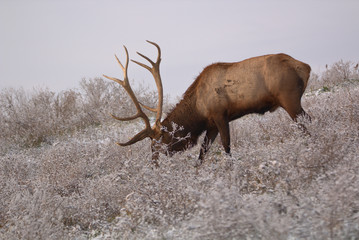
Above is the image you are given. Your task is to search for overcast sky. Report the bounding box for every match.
[1,0,359,97]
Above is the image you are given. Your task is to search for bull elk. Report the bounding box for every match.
[104,41,311,167]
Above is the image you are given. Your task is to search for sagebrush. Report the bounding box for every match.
[0,60,359,239]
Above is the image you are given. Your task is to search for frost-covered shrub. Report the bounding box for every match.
[1,68,359,239]
[0,78,159,151]
[308,59,359,91]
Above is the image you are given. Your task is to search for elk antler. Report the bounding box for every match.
[103,41,163,146]
[132,40,163,128]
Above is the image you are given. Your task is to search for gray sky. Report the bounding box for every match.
[1,0,359,97]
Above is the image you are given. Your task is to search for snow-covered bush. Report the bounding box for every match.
[0,78,158,151]
[308,59,359,91]
[0,64,358,239]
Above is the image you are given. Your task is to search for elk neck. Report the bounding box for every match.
[160,88,206,148]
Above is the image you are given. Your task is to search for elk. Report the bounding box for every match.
[104,41,311,167]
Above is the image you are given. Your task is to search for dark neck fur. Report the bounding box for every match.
[161,92,206,145]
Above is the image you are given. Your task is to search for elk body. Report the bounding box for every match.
[104,41,311,167]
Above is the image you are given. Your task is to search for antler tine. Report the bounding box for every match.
[139,102,157,113]
[147,40,161,64]
[103,45,128,87]
[131,41,164,127]
[115,128,151,146]
[103,45,153,145]
[115,45,128,73]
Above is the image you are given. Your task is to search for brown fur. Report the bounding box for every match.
[153,53,311,164]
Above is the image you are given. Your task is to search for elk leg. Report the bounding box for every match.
[286,106,310,122]
[213,116,231,155]
[295,110,311,135]
[280,95,311,133]
[296,109,311,122]
[198,127,219,162]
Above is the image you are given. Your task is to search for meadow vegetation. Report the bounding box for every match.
[0,60,359,239]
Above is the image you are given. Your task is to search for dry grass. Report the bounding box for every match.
[1,61,359,239]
